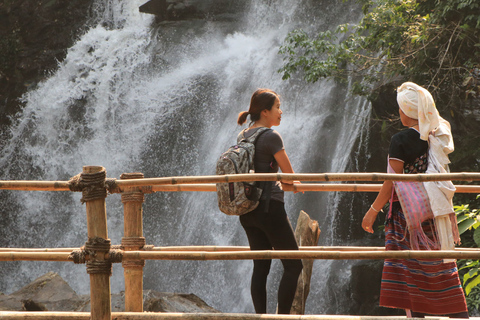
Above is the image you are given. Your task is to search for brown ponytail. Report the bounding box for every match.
[237,111,249,125]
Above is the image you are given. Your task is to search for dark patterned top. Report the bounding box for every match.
[388,128,428,173]
[240,127,284,202]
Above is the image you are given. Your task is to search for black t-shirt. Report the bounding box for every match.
[388,128,428,173]
[240,127,285,202]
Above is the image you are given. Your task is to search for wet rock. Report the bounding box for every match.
[0,271,83,311]
[140,0,248,22]
[0,272,219,313]
[76,290,220,313]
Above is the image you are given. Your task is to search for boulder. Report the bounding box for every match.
[77,290,219,313]
[0,272,219,313]
[0,271,84,311]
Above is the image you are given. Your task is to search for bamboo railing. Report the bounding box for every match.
[0,311,463,320]
[2,248,480,262]
[0,311,468,320]
[1,168,480,320]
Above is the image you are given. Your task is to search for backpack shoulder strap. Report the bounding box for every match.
[251,127,272,144]
[238,127,271,144]
[237,128,247,144]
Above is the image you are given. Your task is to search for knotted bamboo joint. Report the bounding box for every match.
[105,178,120,194]
[86,259,113,275]
[108,249,124,264]
[121,237,148,268]
[69,169,109,203]
[69,249,87,264]
[85,237,111,253]
[69,237,111,264]
[69,237,122,274]
[121,237,146,249]
[118,172,152,197]
[121,192,145,203]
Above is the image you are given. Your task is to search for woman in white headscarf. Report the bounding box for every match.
[361,82,468,318]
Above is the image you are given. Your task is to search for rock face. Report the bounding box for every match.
[139,0,248,21]
[0,272,219,313]
[0,0,94,126]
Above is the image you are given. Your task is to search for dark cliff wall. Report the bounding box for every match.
[0,0,94,126]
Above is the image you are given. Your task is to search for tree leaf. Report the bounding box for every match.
[458,218,477,235]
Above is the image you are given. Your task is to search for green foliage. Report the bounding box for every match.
[456,196,480,312]
[466,285,480,312]
[278,0,480,110]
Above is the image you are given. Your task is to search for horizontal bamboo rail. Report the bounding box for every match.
[0,311,466,320]
[2,249,480,262]
[0,180,71,191]
[1,180,480,194]
[151,183,480,194]
[3,245,480,253]
[0,247,79,252]
[121,249,480,261]
[150,246,390,252]
[2,245,480,253]
[1,246,388,253]
[114,172,480,187]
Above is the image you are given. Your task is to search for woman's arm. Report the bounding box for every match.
[362,158,404,233]
[274,149,294,174]
[274,149,302,192]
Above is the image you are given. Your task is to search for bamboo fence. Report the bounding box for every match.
[1,168,480,320]
[0,311,464,320]
[2,172,480,192]
[0,311,469,320]
[3,248,480,262]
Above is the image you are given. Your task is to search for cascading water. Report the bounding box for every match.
[0,0,376,315]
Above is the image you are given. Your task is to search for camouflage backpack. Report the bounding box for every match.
[216,127,271,215]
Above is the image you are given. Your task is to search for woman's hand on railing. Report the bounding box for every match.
[281,180,304,194]
[362,207,378,233]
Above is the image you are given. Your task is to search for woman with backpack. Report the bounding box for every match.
[236,88,303,314]
[361,82,468,318]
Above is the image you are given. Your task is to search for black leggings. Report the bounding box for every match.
[240,200,303,314]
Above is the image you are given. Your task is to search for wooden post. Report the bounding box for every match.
[82,166,111,320]
[291,211,321,315]
[121,173,146,312]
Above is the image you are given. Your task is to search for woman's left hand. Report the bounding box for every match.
[362,208,377,233]
[281,180,303,194]
[292,180,303,194]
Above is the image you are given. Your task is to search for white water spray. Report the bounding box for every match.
[0,0,372,314]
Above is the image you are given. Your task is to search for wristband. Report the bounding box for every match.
[370,205,380,213]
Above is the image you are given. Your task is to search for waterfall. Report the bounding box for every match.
[0,0,373,315]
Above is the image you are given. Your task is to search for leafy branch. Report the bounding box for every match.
[278,0,480,108]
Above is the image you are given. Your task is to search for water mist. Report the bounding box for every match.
[0,0,374,315]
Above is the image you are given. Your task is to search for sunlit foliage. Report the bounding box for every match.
[279,0,480,109]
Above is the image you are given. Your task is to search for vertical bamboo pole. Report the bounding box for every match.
[83,166,111,320]
[121,173,146,312]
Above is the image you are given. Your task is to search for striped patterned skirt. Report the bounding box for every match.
[380,202,468,315]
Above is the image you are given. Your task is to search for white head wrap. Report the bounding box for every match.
[396,82,440,141]
[396,82,457,249]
